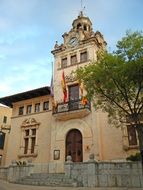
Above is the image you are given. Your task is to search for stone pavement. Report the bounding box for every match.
[0,180,143,190]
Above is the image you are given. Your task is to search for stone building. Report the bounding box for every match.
[0,104,12,166]
[0,13,139,169]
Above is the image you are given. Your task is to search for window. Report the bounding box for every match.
[19,106,24,115]
[26,105,32,114]
[31,137,36,154]
[69,84,79,110]
[35,103,40,112]
[24,138,29,154]
[127,125,138,146]
[69,84,79,101]
[80,51,87,62]
[3,116,7,124]
[43,101,49,110]
[61,57,67,68]
[24,128,36,154]
[0,132,5,150]
[71,55,77,65]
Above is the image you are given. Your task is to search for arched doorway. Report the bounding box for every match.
[65,129,83,162]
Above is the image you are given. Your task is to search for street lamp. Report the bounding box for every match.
[0,125,11,135]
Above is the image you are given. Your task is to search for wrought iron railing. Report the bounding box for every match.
[53,99,91,114]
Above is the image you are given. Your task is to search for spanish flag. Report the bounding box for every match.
[61,71,67,103]
[81,96,88,105]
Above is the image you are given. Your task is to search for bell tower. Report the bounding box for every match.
[51,13,107,104]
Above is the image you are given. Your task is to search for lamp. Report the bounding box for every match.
[0,125,11,133]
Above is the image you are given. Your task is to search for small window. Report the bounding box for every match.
[19,106,24,115]
[127,125,138,146]
[26,105,32,114]
[43,101,49,110]
[61,57,67,68]
[71,55,77,65]
[35,103,40,113]
[3,116,7,124]
[80,51,87,62]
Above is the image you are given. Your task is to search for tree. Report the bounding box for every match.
[76,31,143,164]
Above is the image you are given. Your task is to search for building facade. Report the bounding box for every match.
[0,13,139,169]
[0,105,12,166]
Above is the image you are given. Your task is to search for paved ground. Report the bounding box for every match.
[0,180,143,190]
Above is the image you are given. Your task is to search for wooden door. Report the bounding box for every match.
[66,129,83,162]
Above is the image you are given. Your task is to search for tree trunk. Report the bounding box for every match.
[136,124,143,167]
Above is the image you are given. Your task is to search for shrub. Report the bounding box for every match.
[126,152,141,161]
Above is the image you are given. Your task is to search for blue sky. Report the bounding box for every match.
[0,0,143,97]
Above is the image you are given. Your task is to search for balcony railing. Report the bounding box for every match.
[53,99,91,115]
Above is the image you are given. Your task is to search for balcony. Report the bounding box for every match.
[53,99,91,121]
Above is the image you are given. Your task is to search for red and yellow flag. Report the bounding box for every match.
[61,71,67,103]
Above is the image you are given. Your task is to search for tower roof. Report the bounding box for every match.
[72,12,92,31]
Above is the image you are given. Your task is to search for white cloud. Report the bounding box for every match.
[0,82,11,95]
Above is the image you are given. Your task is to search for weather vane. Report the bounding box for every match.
[80,0,85,16]
[81,0,83,10]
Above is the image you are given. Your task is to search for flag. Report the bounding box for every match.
[50,76,54,97]
[81,96,88,106]
[61,71,67,103]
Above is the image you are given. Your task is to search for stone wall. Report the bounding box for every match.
[0,160,143,188]
[0,163,33,182]
[0,167,8,180]
[65,160,143,188]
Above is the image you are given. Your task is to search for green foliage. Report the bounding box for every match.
[75,31,143,152]
[126,152,141,161]
[76,31,143,127]
[16,161,27,166]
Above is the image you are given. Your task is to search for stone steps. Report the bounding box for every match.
[16,173,78,187]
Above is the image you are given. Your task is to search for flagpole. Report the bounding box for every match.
[51,61,54,80]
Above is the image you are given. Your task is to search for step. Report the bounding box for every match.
[16,173,78,187]
[29,173,65,179]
